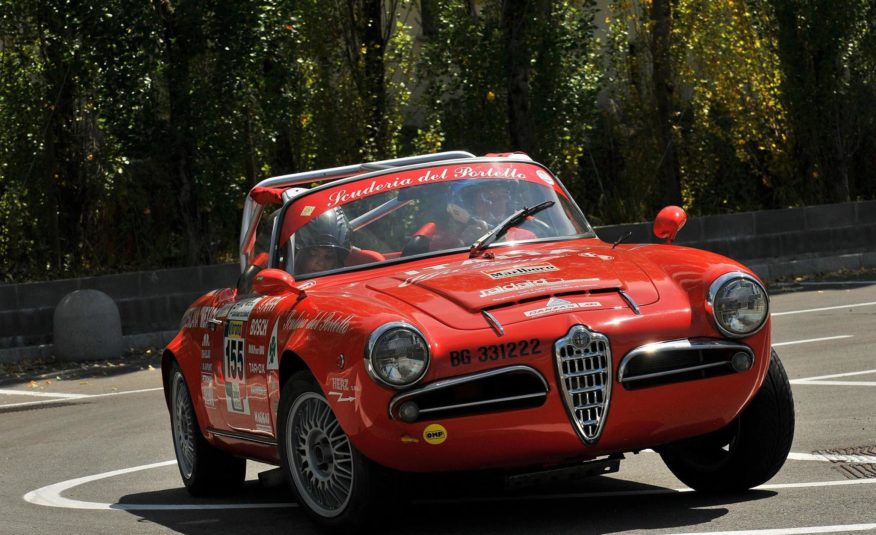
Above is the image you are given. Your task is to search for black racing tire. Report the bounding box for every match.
[659,349,795,491]
[278,371,390,533]
[169,362,246,496]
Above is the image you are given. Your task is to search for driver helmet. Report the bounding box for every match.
[293,206,351,273]
[448,179,513,226]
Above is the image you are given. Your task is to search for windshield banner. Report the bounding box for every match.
[282,162,567,239]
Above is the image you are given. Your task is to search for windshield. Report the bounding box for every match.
[275,162,593,278]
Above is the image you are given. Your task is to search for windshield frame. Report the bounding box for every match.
[268,158,597,280]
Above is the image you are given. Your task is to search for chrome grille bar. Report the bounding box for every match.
[554,325,612,444]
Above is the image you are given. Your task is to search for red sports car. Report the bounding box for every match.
[162,151,793,530]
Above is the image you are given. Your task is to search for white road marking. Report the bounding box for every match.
[0,387,164,410]
[670,523,876,535]
[773,335,853,347]
[26,459,876,512]
[772,301,876,317]
[0,388,89,399]
[798,281,876,286]
[788,452,876,463]
[23,460,296,511]
[791,369,876,386]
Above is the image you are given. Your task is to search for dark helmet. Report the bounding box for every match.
[449,179,512,225]
[294,206,351,264]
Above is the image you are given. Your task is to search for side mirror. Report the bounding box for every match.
[252,268,305,298]
[653,205,687,244]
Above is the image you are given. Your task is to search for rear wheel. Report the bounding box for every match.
[659,349,795,491]
[278,371,389,532]
[170,363,245,495]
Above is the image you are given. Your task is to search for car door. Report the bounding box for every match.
[213,294,275,436]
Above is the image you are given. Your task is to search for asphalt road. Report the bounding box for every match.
[2,282,875,535]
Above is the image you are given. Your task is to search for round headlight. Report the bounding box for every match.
[366,322,430,388]
[707,272,769,338]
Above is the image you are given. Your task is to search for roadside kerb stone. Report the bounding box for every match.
[53,290,123,361]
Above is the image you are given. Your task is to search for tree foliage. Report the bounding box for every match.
[0,0,873,282]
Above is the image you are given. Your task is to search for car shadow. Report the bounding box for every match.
[121,474,775,535]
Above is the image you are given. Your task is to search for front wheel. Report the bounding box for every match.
[278,371,389,532]
[659,349,795,491]
[169,363,245,495]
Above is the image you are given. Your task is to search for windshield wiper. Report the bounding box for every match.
[469,200,555,258]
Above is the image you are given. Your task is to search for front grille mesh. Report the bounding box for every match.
[555,326,611,444]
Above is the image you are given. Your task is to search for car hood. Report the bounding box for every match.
[366,243,660,330]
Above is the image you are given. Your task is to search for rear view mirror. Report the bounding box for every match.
[653,206,687,244]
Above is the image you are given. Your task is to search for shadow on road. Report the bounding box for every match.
[121,474,775,535]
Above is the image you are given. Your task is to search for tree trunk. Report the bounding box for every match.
[502,0,534,154]
[650,0,682,207]
[152,0,204,265]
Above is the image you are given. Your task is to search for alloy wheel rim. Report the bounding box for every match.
[172,373,196,479]
[286,392,354,518]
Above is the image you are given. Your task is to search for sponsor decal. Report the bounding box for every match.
[226,320,244,338]
[201,374,215,409]
[228,298,260,321]
[479,277,602,299]
[297,280,317,290]
[248,360,265,374]
[423,424,448,445]
[401,435,420,444]
[449,339,542,367]
[479,278,551,298]
[201,362,212,373]
[536,169,555,185]
[267,321,279,371]
[300,206,315,216]
[283,311,353,334]
[181,308,198,329]
[524,297,602,318]
[250,384,267,397]
[328,391,356,403]
[224,321,249,415]
[326,169,449,208]
[453,166,527,180]
[257,296,282,314]
[202,334,210,347]
[249,318,268,337]
[198,306,218,328]
[578,251,615,261]
[254,411,272,433]
[485,263,559,280]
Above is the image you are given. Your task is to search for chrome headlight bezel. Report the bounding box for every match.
[706,272,769,338]
[365,322,430,389]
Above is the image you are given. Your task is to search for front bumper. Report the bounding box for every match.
[334,320,771,473]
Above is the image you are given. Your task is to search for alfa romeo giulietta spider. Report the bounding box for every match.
[162,151,794,531]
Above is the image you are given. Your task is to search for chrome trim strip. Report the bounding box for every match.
[388,365,548,420]
[706,271,769,338]
[482,310,505,336]
[617,338,755,383]
[365,322,431,390]
[208,428,277,446]
[417,392,547,415]
[554,325,612,445]
[621,361,731,383]
[618,289,641,315]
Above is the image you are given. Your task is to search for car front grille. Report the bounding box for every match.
[554,325,611,444]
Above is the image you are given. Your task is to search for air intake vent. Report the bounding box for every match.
[554,325,611,444]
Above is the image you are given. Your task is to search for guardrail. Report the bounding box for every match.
[1,200,874,362]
